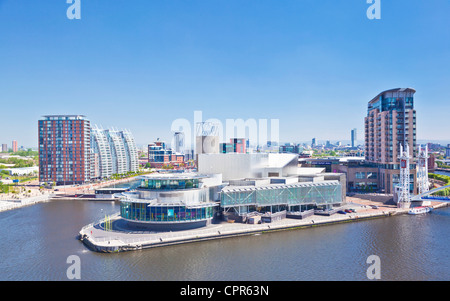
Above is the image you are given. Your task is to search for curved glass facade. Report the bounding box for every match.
[139,178,200,190]
[120,201,215,223]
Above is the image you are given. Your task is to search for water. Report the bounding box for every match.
[102,178,141,189]
[435,170,450,177]
[0,199,449,281]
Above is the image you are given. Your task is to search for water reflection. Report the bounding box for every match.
[0,199,449,280]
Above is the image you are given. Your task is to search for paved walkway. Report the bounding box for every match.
[0,194,52,212]
[80,199,435,252]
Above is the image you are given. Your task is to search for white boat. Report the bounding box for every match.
[408,206,432,215]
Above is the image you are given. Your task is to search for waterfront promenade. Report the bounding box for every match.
[79,198,449,253]
[0,194,53,213]
[0,174,143,212]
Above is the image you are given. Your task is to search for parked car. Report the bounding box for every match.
[337,210,346,214]
[370,205,379,209]
[344,209,352,213]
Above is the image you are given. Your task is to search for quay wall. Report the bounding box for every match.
[79,202,450,253]
[0,194,52,213]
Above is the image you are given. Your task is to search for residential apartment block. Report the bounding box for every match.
[39,115,139,186]
[364,88,417,194]
[39,115,91,185]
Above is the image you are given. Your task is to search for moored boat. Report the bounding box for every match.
[408,206,432,215]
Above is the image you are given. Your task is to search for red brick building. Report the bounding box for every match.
[39,115,91,185]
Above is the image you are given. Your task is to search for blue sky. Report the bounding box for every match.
[0,0,449,148]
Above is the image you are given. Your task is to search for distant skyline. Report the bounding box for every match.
[1,1,449,148]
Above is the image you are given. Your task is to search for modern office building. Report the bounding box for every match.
[38,115,91,185]
[364,88,417,194]
[90,126,139,179]
[12,140,18,152]
[219,138,248,154]
[351,128,357,148]
[219,143,234,154]
[148,141,170,165]
[197,153,345,221]
[279,143,302,154]
[148,139,185,168]
[173,132,185,154]
[299,157,374,192]
[119,172,223,231]
[1,144,7,153]
[221,178,343,218]
[446,144,450,159]
[230,138,247,153]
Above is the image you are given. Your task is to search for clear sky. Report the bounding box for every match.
[1,0,449,148]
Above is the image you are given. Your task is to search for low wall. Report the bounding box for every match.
[0,194,51,213]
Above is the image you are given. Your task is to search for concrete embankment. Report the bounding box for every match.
[0,194,52,213]
[78,203,450,253]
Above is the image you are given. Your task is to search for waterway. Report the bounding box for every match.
[0,197,449,281]
[435,170,450,177]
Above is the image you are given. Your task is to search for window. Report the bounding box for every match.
[367,172,378,179]
[356,172,366,179]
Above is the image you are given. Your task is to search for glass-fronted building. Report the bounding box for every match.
[221,180,342,216]
[119,173,223,231]
[120,200,215,223]
[365,88,417,194]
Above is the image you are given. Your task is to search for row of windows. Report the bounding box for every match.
[120,202,215,222]
[221,185,342,207]
[140,179,200,190]
[355,172,378,179]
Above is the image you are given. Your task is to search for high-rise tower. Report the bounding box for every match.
[365,88,417,194]
[351,128,357,148]
[39,115,91,185]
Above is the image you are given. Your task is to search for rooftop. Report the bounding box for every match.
[221,180,340,193]
[41,115,87,120]
[138,172,209,180]
[368,88,416,105]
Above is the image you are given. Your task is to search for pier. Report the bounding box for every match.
[78,200,449,253]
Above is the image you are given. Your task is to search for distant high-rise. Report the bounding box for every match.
[365,88,417,194]
[148,139,185,168]
[1,144,7,152]
[39,115,91,185]
[230,138,247,153]
[311,138,316,147]
[220,138,248,154]
[12,140,18,152]
[351,128,357,148]
[173,132,185,154]
[446,144,450,159]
